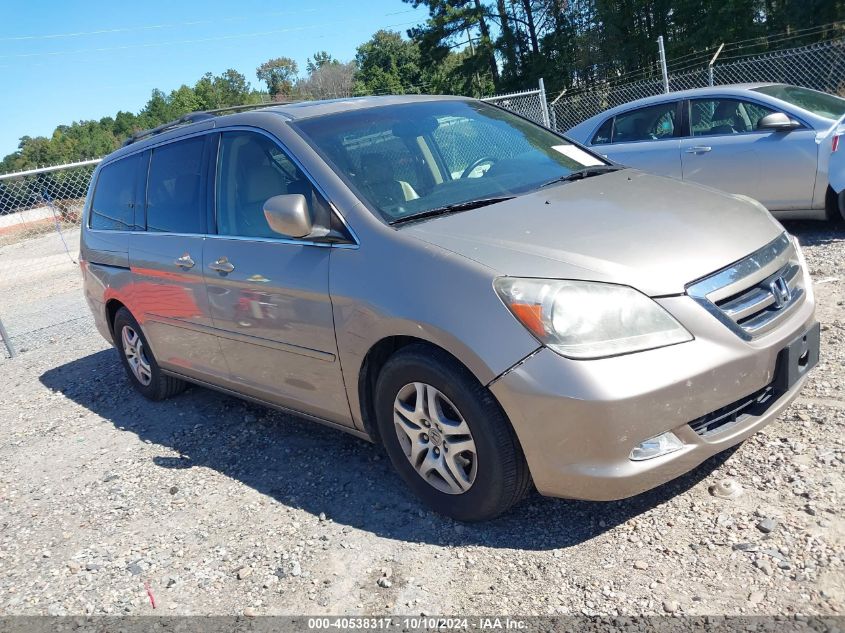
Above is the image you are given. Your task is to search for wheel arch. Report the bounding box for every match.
[105,298,128,344]
[356,335,516,446]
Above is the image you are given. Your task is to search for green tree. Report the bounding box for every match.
[194,69,258,109]
[427,48,494,95]
[405,0,500,89]
[306,51,339,74]
[353,30,425,95]
[256,57,299,98]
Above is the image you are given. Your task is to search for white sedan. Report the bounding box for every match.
[567,83,845,222]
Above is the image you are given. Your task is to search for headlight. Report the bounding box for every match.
[790,234,814,303]
[494,278,693,359]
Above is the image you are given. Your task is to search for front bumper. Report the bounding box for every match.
[490,292,817,501]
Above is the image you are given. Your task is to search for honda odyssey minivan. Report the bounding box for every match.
[80,96,819,521]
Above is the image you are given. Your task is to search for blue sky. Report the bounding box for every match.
[0,0,429,157]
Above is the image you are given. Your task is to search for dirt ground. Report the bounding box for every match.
[0,222,842,617]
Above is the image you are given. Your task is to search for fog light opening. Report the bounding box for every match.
[630,431,684,461]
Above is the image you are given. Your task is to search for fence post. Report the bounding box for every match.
[0,316,16,358]
[538,77,551,128]
[657,36,669,93]
[708,43,725,87]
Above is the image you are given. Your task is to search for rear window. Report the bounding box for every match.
[752,85,845,121]
[145,136,206,234]
[612,102,677,143]
[90,155,141,231]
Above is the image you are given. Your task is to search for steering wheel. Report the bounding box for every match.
[460,156,495,179]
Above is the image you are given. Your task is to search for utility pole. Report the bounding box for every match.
[708,43,725,87]
[657,35,669,94]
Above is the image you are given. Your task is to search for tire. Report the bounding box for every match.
[113,307,186,401]
[826,187,845,224]
[839,189,845,224]
[374,344,531,521]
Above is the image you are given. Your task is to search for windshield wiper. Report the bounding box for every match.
[389,196,515,225]
[539,165,624,189]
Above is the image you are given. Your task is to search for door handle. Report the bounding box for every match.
[209,257,235,274]
[685,146,712,154]
[175,254,195,269]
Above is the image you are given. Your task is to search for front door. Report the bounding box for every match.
[204,130,351,425]
[129,135,229,381]
[681,97,818,210]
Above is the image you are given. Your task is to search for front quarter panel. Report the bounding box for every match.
[826,121,845,195]
[330,220,541,433]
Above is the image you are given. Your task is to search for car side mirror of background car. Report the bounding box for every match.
[758,112,801,132]
[263,194,313,239]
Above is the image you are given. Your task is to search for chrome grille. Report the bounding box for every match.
[687,233,806,340]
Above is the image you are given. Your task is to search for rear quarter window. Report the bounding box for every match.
[591,118,613,145]
[89,155,141,231]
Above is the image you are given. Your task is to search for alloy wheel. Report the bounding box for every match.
[392,382,478,495]
[121,325,152,386]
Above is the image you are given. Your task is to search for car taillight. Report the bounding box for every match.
[833,135,840,153]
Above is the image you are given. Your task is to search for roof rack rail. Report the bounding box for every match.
[122,101,285,147]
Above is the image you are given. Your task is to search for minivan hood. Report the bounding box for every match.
[403,170,783,296]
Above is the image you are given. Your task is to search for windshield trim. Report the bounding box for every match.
[290,99,610,227]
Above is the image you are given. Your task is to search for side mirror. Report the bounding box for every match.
[758,112,800,132]
[263,194,312,238]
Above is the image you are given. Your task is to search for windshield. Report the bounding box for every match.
[294,100,607,223]
[752,84,845,121]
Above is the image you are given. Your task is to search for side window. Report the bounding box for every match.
[591,117,613,145]
[742,101,776,130]
[90,154,141,231]
[689,99,775,136]
[216,131,327,239]
[146,136,205,233]
[612,103,677,143]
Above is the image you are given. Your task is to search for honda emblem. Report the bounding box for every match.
[769,276,791,309]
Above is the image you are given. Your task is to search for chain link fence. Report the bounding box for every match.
[482,79,550,127]
[549,37,845,132]
[0,160,99,359]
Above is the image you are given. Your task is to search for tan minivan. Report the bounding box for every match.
[81,96,819,520]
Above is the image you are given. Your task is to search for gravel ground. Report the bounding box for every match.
[0,221,842,618]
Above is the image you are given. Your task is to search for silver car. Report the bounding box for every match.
[80,96,819,521]
[567,83,845,221]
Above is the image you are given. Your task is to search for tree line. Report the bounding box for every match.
[2,0,842,173]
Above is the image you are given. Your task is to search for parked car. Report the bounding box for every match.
[567,83,845,222]
[81,96,819,521]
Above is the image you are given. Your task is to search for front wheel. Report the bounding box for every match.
[113,308,186,401]
[375,344,531,521]
[826,187,845,224]
[839,189,845,224]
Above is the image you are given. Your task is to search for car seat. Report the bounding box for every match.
[359,153,408,207]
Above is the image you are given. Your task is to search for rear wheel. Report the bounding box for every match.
[375,344,531,521]
[113,308,186,401]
